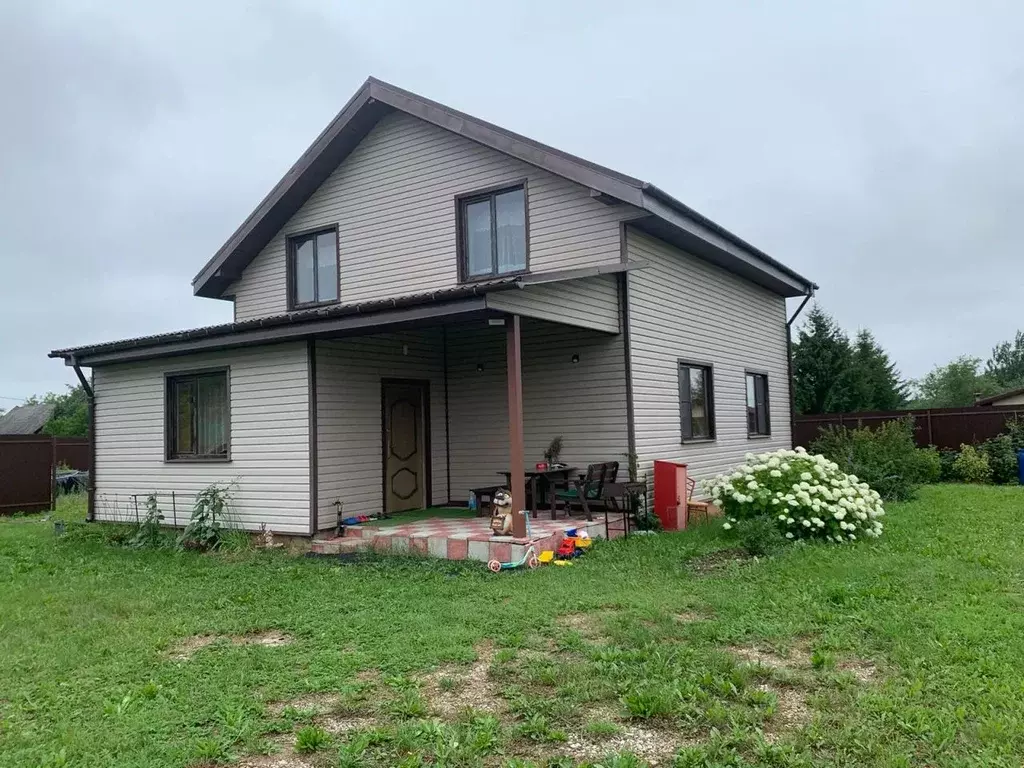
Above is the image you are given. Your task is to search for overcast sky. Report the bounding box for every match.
[2,1,1022,406]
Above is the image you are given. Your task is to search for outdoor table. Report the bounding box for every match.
[498,467,579,518]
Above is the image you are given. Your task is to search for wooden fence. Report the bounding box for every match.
[0,435,89,514]
[794,405,1024,451]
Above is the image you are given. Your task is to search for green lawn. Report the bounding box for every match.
[2,486,1023,767]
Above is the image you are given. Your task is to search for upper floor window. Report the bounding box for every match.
[746,372,771,436]
[458,184,528,280]
[679,362,715,441]
[289,227,338,308]
[166,369,229,461]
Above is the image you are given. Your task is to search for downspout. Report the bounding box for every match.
[70,357,95,522]
[786,292,814,448]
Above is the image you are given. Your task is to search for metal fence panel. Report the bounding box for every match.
[0,436,90,514]
[794,406,1024,450]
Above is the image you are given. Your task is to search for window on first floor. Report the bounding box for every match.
[746,372,771,436]
[166,370,230,460]
[679,362,714,440]
[458,184,528,280]
[289,227,339,308]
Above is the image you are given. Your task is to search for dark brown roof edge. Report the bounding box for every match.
[976,386,1024,406]
[51,278,522,363]
[192,76,816,299]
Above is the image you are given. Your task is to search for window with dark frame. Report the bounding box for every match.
[678,362,714,441]
[459,185,527,280]
[289,228,338,307]
[746,372,771,436]
[166,370,229,460]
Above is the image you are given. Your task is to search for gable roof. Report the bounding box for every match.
[0,403,54,435]
[193,77,817,300]
[976,386,1024,406]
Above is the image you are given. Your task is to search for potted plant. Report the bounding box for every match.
[544,436,564,468]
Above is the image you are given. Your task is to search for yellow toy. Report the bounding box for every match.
[537,550,555,564]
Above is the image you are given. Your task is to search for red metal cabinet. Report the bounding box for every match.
[653,460,689,530]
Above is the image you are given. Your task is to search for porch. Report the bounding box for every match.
[311,307,631,541]
[310,510,612,562]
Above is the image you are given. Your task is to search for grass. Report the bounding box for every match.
[1,486,1024,766]
[359,506,478,528]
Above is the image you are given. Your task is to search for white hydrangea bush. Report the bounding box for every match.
[700,447,885,543]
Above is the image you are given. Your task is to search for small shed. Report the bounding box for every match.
[0,404,55,435]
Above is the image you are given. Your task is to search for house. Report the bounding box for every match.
[0,403,54,435]
[976,387,1024,407]
[49,77,816,535]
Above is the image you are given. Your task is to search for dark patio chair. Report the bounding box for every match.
[552,461,619,521]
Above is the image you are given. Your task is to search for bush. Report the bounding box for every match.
[939,450,960,482]
[731,516,787,557]
[952,444,993,484]
[913,446,943,484]
[178,484,232,551]
[811,418,934,502]
[703,447,885,544]
[1004,417,1024,452]
[980,435,1018,485]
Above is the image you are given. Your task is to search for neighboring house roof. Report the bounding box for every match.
[50,265,632,366]
[976,387,1024,406]
[192,77,817,301]
[0,403,54,434]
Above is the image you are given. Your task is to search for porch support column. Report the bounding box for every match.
[506,314,528,539]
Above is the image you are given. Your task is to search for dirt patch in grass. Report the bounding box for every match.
[838,658,879,683]
[167,630,294,660]
[235,754,311,768]
[268,693,341,716]
[757,683,812,742]
[731,641,811,671]
[555,611,613,641]
[673,611,704,623]
[557,705,700,765]
[690,548,754,575]
[419,641,505,717]
[317,714,378,735]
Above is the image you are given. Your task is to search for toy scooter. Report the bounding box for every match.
[487,511,541,572]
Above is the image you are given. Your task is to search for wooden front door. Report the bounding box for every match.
[382,380,428,514]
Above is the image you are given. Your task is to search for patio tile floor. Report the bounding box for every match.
[311,513,615,563]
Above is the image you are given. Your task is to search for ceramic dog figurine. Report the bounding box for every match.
[489,488,513,536]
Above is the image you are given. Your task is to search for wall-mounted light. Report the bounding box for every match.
[571,354,580,364]
[402,344,409,356]
[476,363,485,372]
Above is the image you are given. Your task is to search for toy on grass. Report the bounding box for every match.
[487,510,540,572]
[537,550,555,564]
[556,536,579,559]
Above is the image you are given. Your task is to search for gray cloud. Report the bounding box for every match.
[2,0,1022,407]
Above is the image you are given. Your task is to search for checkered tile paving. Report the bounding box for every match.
[349,515,598,543]
[311,514,614,563]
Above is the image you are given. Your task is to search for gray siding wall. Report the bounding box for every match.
[486,274,620,334]
[230,111,640,321]
[626,228,792,489]
[314,330,448,529]
[92,343,311,534]
[447,318,629,499]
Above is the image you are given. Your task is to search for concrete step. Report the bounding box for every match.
[310,537,369,555]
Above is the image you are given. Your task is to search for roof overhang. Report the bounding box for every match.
[193,77,816,301]
[53,266,640,367]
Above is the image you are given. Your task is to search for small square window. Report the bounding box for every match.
[166,370,229,460]
[458,185,527,280]
[746,373,771,436]
[679,362,715,441]
[289,228,338,308]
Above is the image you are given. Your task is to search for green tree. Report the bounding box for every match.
[910,356,1000,408]
[848,329,908,411]
[792,305,855,415]
[986,330,1024,388]
[41,385,89,437]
